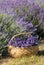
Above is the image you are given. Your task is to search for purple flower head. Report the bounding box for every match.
[26,22,33,28]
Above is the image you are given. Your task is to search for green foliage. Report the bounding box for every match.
[32,17,39,25]
[26,14,33,21]
[0,14,21,55]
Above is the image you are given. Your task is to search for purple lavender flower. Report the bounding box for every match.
[25,22,33,28]
[8,35,38,47]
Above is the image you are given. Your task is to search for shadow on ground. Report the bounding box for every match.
[38,50,44,56]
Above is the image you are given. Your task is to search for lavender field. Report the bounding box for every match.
[0,0,44,65]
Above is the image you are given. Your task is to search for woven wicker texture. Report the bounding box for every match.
[8,45,38,58]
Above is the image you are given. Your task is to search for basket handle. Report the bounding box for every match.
[11,32,32,40]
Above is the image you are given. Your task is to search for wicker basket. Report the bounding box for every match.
[8,32,39,58]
